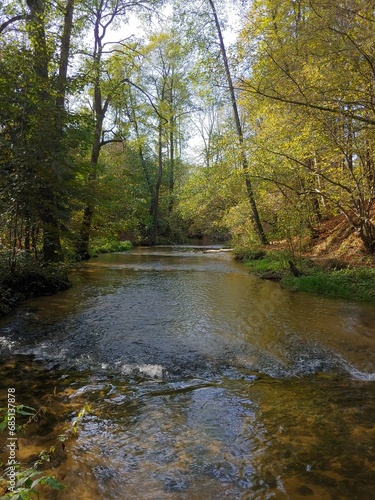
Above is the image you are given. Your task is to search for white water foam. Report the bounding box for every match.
[334,355,375,381]
[118,363,165,378]
[345,366,375,381]
[0,335,17,351]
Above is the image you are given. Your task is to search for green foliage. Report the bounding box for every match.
[232,246,266,261]
[281,268,375,302]
[2,0,375,284]
[1,466,65,500]
[71,403,91,437]
[89,239,132,256]
[240,245,375,302]
[238,0,375,253]
[244,250,293,274]
[176,132,246,240]
[0,403,65,499]
[0,405,36,434]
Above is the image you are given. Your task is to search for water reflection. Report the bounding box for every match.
[1,248,374,379]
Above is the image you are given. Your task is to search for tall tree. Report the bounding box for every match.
[207,0,268,245]
[239,0,375,252]
[0,0,77,262]
[76,0,164,258]
[113,27,191,244]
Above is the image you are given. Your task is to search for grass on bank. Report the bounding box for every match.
[234,246,375,302]
[282,268,375,301]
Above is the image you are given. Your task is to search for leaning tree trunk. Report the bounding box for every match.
[207,0,268,245]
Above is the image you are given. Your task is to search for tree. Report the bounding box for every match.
[206,0,268,245]
[0,0,77,263]
[141,30,191,243]
[239,0,375,252]
[75,0,164,258]
[110,25,191,244]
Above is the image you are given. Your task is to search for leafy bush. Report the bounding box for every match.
[89,239,132,256]
[233,246,266,261]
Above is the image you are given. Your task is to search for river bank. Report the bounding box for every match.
[0,240,133,318]
[1,217,374,320]
[235,248,375,302]
[234,215,375,302]
[0,260,72,317]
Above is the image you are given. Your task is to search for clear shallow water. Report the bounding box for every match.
[0,247,374,498]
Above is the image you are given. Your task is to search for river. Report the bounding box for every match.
[0,247,374,499]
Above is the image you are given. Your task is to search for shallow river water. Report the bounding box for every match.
[0,247,374,499]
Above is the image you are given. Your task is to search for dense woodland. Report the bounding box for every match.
[1,0,375,268]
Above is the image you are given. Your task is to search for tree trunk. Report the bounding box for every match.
[207,0,268,245]
[358,209,375,254]
[77,205,94,260]
[152,117,164,244]
[56,0,74,113]
[27,0,63,262]
[76,11,106,259]
[169,115,175,214]
[77,110,103,259]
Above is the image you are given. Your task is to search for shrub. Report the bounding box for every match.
[233,246,266,261]
[0,255,72,316]
[89,239,132,256]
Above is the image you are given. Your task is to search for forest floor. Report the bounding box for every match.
[271,213,375,270]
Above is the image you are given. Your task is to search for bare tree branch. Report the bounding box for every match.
[0,14,28,34]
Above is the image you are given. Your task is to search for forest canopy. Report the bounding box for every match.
[1,0,374,268]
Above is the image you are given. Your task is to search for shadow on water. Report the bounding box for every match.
[1,247,374,498]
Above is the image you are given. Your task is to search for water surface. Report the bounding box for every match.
[0,247,374,498]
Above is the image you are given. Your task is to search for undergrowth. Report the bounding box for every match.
[0,254,72,317]
[282,268,375,302]
[236,245,375,302]
[89,238,132,256]
[242,250,294,274]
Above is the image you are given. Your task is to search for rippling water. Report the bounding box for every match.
[0,247,374,498]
